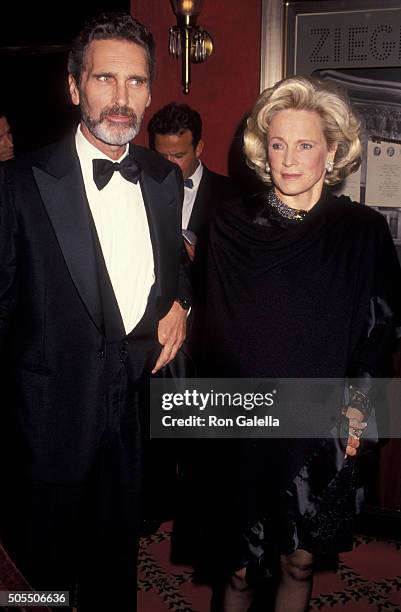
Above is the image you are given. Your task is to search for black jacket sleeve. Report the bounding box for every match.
[0,163,19,354]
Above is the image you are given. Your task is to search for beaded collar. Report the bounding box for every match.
[267,190,309,222]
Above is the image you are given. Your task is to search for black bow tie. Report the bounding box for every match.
[184,178,194,189]
[92,155,141,190]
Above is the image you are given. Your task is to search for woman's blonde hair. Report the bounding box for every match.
[244,75,362,186]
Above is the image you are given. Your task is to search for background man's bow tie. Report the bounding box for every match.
[92,155,141,190]
[184,178,194,189]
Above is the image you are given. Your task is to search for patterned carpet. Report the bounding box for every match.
[137,524,401,612]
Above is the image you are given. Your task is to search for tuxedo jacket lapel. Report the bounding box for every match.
[33,138,104,333]
[187,170,210,233]
[188,165,222,235]
[33,139,181,336]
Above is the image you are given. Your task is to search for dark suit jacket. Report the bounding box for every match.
[186,165,235,238]
[0,133,189,484]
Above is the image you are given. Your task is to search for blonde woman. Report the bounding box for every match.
[185,76,401,612]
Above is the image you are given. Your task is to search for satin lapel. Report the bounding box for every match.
[139,170,181,299]
[33,159,103,333]
[188,171,210,233]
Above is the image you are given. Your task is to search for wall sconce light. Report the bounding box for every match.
[169,0,213,94]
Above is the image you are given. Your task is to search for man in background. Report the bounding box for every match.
[146,104,235,534]
[0,111,14,161]
[148,102,234,260]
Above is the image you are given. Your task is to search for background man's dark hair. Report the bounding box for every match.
[68,12,155,86]
[148,103,203,149]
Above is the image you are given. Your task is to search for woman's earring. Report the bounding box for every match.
[326,159,334,173]
[265,161,271,173]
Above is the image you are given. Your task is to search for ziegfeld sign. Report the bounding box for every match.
[291,7,401,74]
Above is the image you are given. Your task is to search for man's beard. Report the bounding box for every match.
[81,102,142,146]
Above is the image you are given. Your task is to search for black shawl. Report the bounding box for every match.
[200,188,401,380]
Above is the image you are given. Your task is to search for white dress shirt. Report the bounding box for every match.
[75,126,154,334]
[182,161,203,230]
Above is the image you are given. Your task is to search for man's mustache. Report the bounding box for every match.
[100,105,137,121]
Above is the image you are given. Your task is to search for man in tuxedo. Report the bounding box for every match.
[0,12,190,612]
[148,102,234,261]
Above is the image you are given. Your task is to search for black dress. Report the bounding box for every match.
[173,188,401,580]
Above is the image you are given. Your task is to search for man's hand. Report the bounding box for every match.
[152,301,187,373]
[344,406,367,457]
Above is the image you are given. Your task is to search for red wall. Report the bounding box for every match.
[131,0,261,175]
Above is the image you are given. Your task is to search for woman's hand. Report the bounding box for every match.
[343,406,367,457]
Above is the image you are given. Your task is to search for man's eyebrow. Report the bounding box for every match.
[127,74,148,82]
[92,71,114,78]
